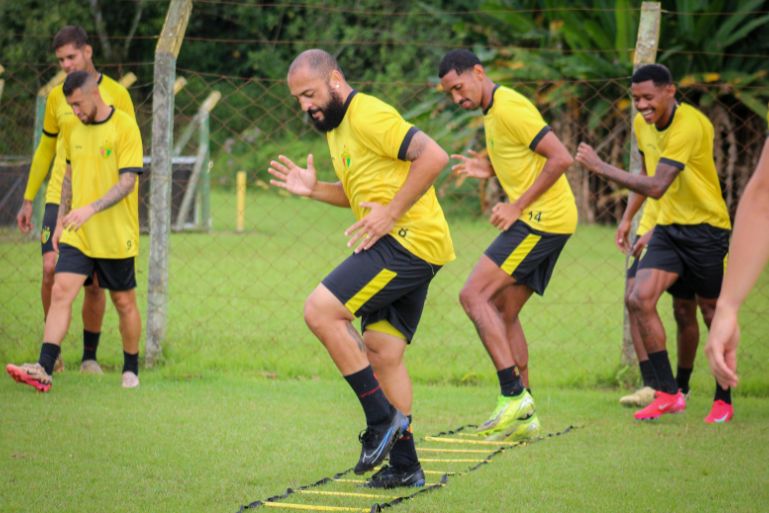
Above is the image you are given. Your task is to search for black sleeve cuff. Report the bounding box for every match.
[397,126,420,161]
[119,167,144,175]
[528,125,552,151]
[65,159,70,164]
[43,129,58,138]
[659,157,684,170]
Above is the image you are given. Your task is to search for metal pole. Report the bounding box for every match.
[236,171,246,233]
[146,0,192,366]
[621,1,661,367]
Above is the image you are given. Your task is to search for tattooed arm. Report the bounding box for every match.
[61,172,137,231]
[52,165,73,252]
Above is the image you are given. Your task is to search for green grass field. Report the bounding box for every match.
[2,188,769,512]
[2,375,768,513]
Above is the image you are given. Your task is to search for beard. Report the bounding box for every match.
[80,105,99,124]
[308,90,346,132]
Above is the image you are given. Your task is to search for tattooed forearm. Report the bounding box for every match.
[59,169,73,219]
[346,322,366,353]
[405,131,428,161]
[91,172,137,213]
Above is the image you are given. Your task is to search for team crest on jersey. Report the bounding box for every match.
[100,146,113,158]
[41,226,51,244]
[341,147,351,169]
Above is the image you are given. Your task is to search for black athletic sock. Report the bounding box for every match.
[639,359,658,389]
[676,366,693,395]
[82,330,101,361]
[714,381,732,404]
[344,366,392,426]
[647,350,678,394]
[38,343,61,375]
[122,352,139,375]
[389,415,419,470]
[497,366,525,397]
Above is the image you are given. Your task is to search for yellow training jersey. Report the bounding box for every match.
[484,85,577,234]
[326,91,455,266]
[60,108,143,259]
[634,104,730,230]
[636,149,659,236]
[636,196,658,236]
[23,73,135,204]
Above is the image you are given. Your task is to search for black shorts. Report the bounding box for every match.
[41,203,59,254]
[484,220,570,295]
[627,233,695,300]
[55,243,137,291]
[638,224,730,299]
[322,235,441,343]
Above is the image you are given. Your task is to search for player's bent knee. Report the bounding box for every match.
[110,292,138,314]
[458,287,478,313]
[627,290,651,315]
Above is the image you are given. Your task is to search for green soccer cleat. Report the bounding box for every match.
[476,390,535,436]
[484,412,541,442]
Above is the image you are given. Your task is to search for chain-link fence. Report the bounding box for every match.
[1,3,768,394]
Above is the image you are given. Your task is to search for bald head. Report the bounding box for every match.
[288,49,343,81]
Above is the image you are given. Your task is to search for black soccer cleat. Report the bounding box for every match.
[354,409,409,475]
[363,464,426,489]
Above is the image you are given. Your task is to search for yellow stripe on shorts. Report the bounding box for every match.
[501,234,541,275]
[365,319,406,340]
[344,269,397,314]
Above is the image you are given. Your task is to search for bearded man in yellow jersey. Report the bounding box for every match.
[269,49,454,487]
[15,26,136,374]
[706,110,769,389]
[7,71,144,392]
[577,64,733,423]
[438,49,576,441]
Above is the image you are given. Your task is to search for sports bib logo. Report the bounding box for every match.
[41,226,51,244]
[99,146,113,158]
[341,147,351,170]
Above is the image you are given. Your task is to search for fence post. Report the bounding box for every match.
[173,90,219,231]
[236,171,246,233]
[198,91,219,231]
[31,71,66,236]
[118,72,137,88]
[621,1,661,367]
[0,64,5,103]
[146,0,192,366]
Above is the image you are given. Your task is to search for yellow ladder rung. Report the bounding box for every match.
[419,447,489,454]
[424,470,454,476]
[424,436,523,447]
[420,458,485,463]
[298,490,396,500]
[332,478,366,484]
[263,502,370,512]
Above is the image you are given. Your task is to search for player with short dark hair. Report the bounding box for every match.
[618,145,702,408]
[7,71,144,392]
[15,25,136,374]
[438,49,577,440]
[269,49,454,487]
[576,63,733,423]
[706,110,769,389]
